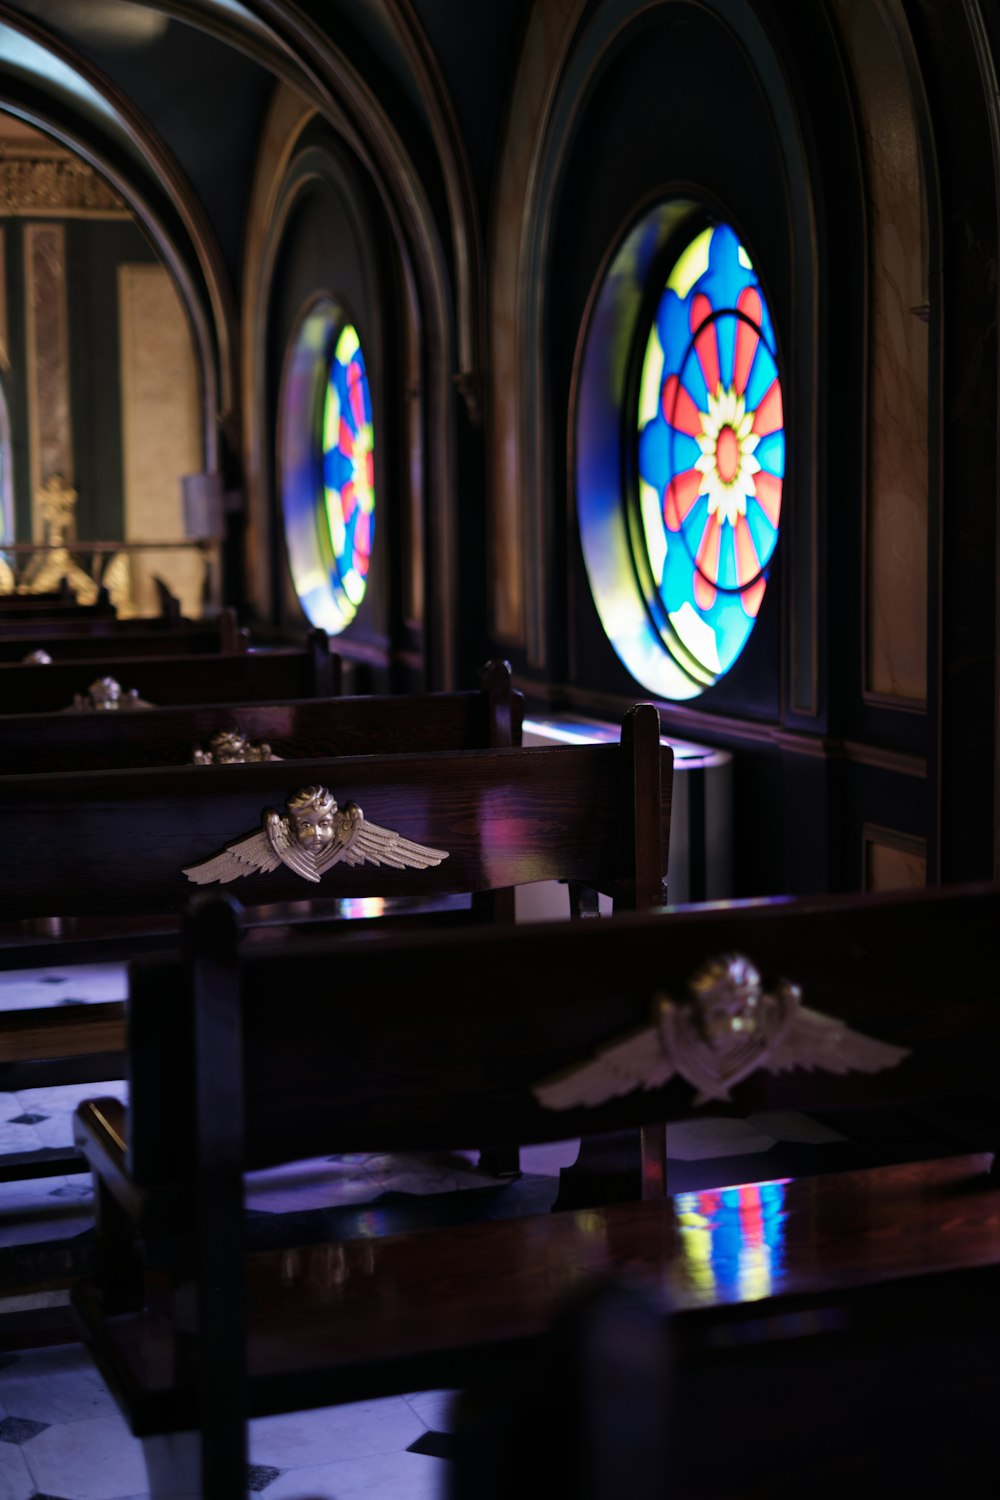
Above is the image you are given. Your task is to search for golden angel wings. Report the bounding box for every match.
[534,952,909,1108]
[183,784,449,886]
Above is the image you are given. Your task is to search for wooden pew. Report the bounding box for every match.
[0,669,521,777]
[70,882,1000,1498]
[0,705,667,965]
[0,630,339,716]
[0,613,248,662]
[0,615,248,663]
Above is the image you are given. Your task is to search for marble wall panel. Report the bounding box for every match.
[833,0,928,703]
[118,263,203,616]
[24,222,72,537]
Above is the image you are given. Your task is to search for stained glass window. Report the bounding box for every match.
[321,324,374,623]
[280,303,375,634]
[635,223,783,691]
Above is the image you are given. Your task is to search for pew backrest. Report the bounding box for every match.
[0,631,338,716]
[0,606,246,656]
[126,880,1000,1186]
[0,705,670,929]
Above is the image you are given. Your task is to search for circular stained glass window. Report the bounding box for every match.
[576,211,783,700]
[635,223,783,690]
[321,324,375,621]
[280,299,375,634]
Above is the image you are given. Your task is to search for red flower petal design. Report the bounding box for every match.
[661,374,704,436]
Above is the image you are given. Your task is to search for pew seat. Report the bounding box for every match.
[72,1149,999,1434]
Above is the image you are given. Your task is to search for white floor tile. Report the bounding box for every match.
[0,1344,120,1424]
[746,1110,847,1144]
[21,1412,148,1499]
[404,1389,459,1432]
[0,963,127,1011]
[249,1397,425,1468]
[264,1448,444,1500]
[0,1441,35,1500]
[519,1138,580,1176]
[665,1117,776,1161]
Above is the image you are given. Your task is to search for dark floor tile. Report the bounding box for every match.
[0,1415,49,1443]
[247,1463,284,1491]
[408,1430,456,1460]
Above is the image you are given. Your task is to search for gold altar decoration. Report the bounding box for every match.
[534,952,909,1108]
[5,476,132,610]
[183,784,449,886]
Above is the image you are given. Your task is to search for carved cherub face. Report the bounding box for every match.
[688,954,763,1049]
[287,786,338,851]
[89,676,122,710]
[210,730,251,764]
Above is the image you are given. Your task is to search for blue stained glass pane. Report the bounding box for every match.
[746,502,778,566]
[743,339,777,412]
[755,430,785,476]
[716,524,739,590]
[665,427,703,479]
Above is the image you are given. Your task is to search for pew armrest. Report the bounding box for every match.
[74,1098,141,1218]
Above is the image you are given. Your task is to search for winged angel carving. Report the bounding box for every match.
[183,784,449,886]
[534,952,909,1109]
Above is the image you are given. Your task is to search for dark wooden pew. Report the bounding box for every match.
[0,617,248,662]
[0,602,245,648]
[0,705,667,951]
[0,670,522,776]
[70,882,1000,1498]
[0,629,247,666]
[0,630,339,716]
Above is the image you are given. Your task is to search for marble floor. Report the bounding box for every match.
[0,959,928,1500]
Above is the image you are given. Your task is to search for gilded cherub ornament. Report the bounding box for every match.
[70,676,152,712]
[191,730,281,765]
[534,952,909,1108]
[183,784,449,886]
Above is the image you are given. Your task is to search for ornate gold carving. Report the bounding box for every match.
[19,477,97,602]
[192,730,281,765]
[0,150,127,216]
[534,953,910,1108]
[70,677,152,713]
[183,784,449,886]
